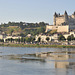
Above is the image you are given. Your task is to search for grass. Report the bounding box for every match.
[0,43,75,48]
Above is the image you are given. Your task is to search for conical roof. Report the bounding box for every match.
[64,11,68,15]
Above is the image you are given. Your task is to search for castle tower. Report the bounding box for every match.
[73,12,75,15]
[64,11,68,24]
[53,12,57,25]
[73,12,75,18]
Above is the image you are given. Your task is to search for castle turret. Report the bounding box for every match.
[64,11,68,24]
[53,12,57,25]
[58,13,60,16]
[74,12,75,15]
[71,12,75,19]
[73,12,75,18]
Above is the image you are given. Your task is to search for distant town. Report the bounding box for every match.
[0,11,75,45]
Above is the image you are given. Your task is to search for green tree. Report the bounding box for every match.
[18,38,20,43]
[10,29,14,35]
[20,33,25,37]
[71,34,74,40]
[67,36,71,41]
[38,37,41,42]
[25,37,32,42]
[8,38,11,42]
[31,37,35,42]
[10,38,13,43]
[58,35,66,41]
[67,34,74,41]
[0,39,4,42]
[46,37,50,42]
[14,39,18,43]
[21,37,24,42]
[24,38,25,43]
[39,22,45,26]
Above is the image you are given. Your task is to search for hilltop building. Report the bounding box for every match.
[35,11,75,43]
[46,11,75,32]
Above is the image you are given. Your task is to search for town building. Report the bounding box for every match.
[0,34,21,42]
[35,34,59,42]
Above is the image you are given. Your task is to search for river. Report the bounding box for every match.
[0,47,75,75]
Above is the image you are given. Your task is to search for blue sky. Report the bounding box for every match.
[0,0,75,24]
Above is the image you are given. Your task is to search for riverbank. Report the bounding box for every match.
[0,43,75,48]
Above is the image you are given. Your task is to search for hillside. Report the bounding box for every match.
[0,22,48,37]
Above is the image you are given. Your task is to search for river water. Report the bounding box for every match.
[0,47,75,75]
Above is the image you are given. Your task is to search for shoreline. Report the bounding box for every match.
[0,43,75,48]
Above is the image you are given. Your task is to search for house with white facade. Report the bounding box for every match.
[63,31,75,39]
[35,34,59,42]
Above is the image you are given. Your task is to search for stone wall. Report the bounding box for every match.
[45,25,69,32]
[69,25,75,30]
[56,17,65,25]
[57,25,69,32]
[45,25,57,32]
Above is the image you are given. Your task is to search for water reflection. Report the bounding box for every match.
[46,51,75,69]
[0,47,75,75]
[1,54,46,63]
[1,48,75,69]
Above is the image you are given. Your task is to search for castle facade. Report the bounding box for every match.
[46,11,75,32]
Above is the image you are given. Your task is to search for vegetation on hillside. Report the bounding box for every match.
[0,22,48,36]
[46,29,57,35]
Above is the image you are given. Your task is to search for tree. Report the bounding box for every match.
[25,37,32,42]
[20,37,26,43]
[14,39,18,43]
[20,33,25,37]
[5,39,8,42]
[10,38,13,43]
[8,38,11,42]
[38,37,41,42]
[58,35,66,41]
[21,37,24,42]
[8,22,12,25]
[67,34,74,41]
[31,37,35,42]
[10,29,14,35]
[0,39,4,42]
[39,22,45,26]
[67,36,71,41]
[71,34,74,40]
[18,38,20,43]
[46,37,50,42]
[24,38,25,43]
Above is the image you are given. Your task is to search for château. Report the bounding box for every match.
[46,11,75,32]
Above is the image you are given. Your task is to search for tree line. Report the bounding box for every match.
[58,34,75,41]
[0,34,75,43]
[0,37,35,43]
[0,22,48,29]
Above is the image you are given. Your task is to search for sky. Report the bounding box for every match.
[0,0,75,24]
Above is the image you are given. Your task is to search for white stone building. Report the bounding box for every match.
[0,34,22,42]
[35,34,59,42]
